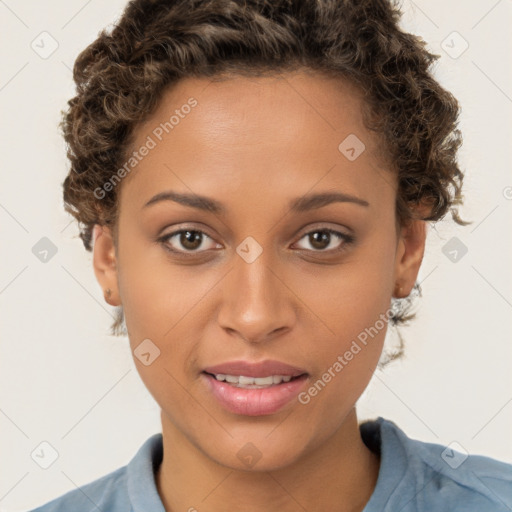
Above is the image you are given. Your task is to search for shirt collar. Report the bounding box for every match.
[127,432,166,511]
[125,417,397,511]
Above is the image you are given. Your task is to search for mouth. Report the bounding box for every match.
[200,371,310,416]
[202,371,307,389]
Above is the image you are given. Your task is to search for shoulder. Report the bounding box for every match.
[27,465,129,512]
[27,433,164,512]
[362,417,512,512]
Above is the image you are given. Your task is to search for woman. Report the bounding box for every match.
[30,0,512,510]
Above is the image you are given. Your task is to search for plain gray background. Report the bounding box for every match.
[1,0,511,510]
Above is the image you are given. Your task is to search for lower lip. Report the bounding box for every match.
[201,372,309,416]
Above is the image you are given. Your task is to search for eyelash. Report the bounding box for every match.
[157,227,355,257]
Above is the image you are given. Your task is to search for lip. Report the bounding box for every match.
[201,372,309,416]
[202,359,308,378]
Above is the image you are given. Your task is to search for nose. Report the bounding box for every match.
[217,249,297,344]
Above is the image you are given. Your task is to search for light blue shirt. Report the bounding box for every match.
[28,417,512,511]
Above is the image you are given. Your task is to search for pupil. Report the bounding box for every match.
[181,230,201,250]
[310,231,329,250]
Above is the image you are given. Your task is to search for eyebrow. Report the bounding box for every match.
[142,190,369,214]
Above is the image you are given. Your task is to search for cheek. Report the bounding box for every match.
[117,232,194,332]
[116,238,212,379]
[117,245,202,411]
[303,228,396,335]
[294,227,397,396]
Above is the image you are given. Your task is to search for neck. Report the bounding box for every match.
[156,408,380,512]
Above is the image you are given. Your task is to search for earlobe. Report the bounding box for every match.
[393,220,427,298]
[92,224,120,306]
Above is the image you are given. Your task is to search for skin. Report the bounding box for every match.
[93,70,427,512]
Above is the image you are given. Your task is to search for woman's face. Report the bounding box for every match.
[94,71,425,470]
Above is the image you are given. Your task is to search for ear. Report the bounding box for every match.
[393,219,427,298]
[92,224,121,306]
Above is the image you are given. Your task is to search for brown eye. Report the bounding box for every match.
[159,229,219,253]
[179,230,203,250]
[308,231,331,250]
[294,228,354,253]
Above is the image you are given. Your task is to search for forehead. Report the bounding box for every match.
[136,71,371,148]
[120,71,393,213]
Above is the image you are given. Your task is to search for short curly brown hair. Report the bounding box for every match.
[60,0,467,357]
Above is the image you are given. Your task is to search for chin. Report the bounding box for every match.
[203,431,310,473]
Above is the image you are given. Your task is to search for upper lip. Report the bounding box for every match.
[203,360,308,378]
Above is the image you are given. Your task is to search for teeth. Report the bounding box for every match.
[213,373,295,388]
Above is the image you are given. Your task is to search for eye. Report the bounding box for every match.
[158,229,220,254]
[158,226,354,256]
[293,228,354,253]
